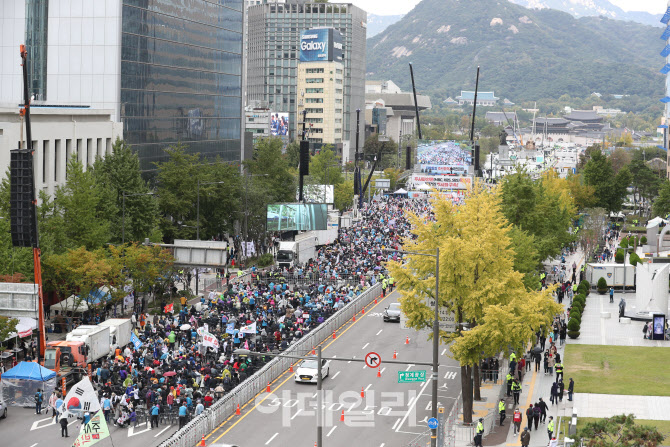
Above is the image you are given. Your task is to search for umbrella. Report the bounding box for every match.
[163,371,177,377]
[180,324,192,331]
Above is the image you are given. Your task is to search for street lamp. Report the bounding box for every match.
[122,191,155,244]
[386,247,440,447]
[197,180,226,240]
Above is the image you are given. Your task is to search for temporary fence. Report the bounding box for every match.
[157,282,383,447]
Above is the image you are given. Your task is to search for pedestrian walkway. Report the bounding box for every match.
[573,393,670,420]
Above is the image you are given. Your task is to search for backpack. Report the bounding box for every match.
[533,407,541,416]
[513,412,522,422]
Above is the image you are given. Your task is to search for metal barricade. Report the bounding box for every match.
[158,282,382,447]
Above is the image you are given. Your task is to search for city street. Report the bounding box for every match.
[204,290,461,447]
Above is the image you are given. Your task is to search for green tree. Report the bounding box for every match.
[247,138,296,203]
[383,168,403,191]
[652,180,670,217]
[93,138,161,243]
[363,134,398,170]
[285,141,300,168]
[577,414,664,447]
[628,159,661,217]
[55,158,115,251]
[583,149,631,213]
[334,180,354,211]
[309,147,343,185]
[508,227,541,290]
[388,182,562,423]
[0,317,18,350]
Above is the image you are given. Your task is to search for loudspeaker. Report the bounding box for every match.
[474,142,480,176]
[299,140,310,176]
[10,149,37,247]
[406,145,412,170]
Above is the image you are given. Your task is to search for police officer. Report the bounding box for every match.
[506,372,514,396]
[499,398,506,426]
[547,416,555,439]
[474,418,484,447]
[381,278,388,297]
[555,361,564,383]
[512,379,522,405]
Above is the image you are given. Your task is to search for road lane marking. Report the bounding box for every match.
[444,371,457,380]
[291,409,302,420]
[332,371,340,379]
[154,425,171,437]
[348,402,357,411]
[362,343,369,350]
[265,432,278,444]
[348,356,355,364]
[30,444,38,447]
[208,291,392,443]
[327,426,337,437]
[441,348,447,356]
[380,444,385,447]
[392,418,401,430]
[128,421,152,437]
[365,384,372,391]
[395,377,431,433]
[381,367,386,374]
[405,364,414,371]
[312,393,318,398]
[376,329,383,335]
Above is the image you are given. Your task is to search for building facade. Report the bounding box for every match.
[0,0,245,175]
[246,1,366,158]
[456,91,498,106]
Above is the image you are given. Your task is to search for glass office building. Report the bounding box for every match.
[247,1,366,152]
[121,0,244,171]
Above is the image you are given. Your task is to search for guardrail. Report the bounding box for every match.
[158,282,383,447]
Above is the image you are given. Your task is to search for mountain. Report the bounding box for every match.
[367,14,404,38]
[509,0,662,27]
[366,0,665,103]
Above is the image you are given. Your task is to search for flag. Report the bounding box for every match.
[164,303,174,313]
[239,322,256,335]
[59,377,101,419]
[72,410,110,447]
[201,331,219,351]
[130,332,143,350]
[244,339,249,350]
[226,322,235,334]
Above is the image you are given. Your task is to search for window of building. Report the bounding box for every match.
[306,68,324,74]
[306,118,324,123]
[336,68,343,74]
[305,98,323,103]
[305,88,323,93]
[305,108,324,114]
[335,99,342,104]
[305,78,324,83]
[335,89,343,94]
[335,79,342,84]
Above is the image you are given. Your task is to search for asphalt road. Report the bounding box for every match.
[0,404,176,447]
[203,290,462,447]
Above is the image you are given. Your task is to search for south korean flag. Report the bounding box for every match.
[59,377,101,418]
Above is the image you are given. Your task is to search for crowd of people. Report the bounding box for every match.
[38,195,436,433]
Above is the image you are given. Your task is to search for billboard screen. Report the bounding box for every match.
[300,28,343,62]
[271,113,289,136]
[267,203,328,231]
[416,140,472,175]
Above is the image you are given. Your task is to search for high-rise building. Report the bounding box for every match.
[246,1,366,161]
[0,0,244,176]
[296,28,344,145]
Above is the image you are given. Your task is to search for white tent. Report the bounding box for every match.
[647,216,668,229]
[393,188,408,194]
[3,317,37,341]
[416,183,432,191]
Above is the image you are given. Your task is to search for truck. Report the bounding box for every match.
[586,263,635,288]
[97,318,132,351]
[44,325,111,386]
[276,213,340,269]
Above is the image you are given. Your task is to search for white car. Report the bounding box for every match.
[0,399,6,419]
[294,357,330,383]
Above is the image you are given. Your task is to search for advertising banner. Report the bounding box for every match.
[267,203,328,231]
[410,175,472,190]
[299,28,343,62]
[271,113,289,136]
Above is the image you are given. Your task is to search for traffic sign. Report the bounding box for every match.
[428,417,439,429]
[398,370,426,383]
[364,351,381,368]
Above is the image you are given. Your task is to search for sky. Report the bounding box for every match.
[351,0,669,17]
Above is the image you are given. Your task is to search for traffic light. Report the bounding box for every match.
[10,149,37,247]
[299,140,310,176]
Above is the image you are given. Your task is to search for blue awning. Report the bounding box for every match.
[662,7,670,24]
[661,45,670,57]
[659,125,669,129]
[2,361,56,381]
[661,64,670,74]
[663,26,670,40]
[657,145,668,151]
[661,97,670,103]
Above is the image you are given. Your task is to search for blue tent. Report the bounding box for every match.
[2,361,56,381]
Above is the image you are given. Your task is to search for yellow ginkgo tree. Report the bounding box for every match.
[388,181,562,424]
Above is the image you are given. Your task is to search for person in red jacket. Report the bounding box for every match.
[204,392,214,408]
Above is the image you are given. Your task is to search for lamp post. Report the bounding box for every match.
[122,191,155,244]
[386,247,440,447]
[197,180,225,241]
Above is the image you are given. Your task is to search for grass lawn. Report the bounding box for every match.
[564,344,670,396]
